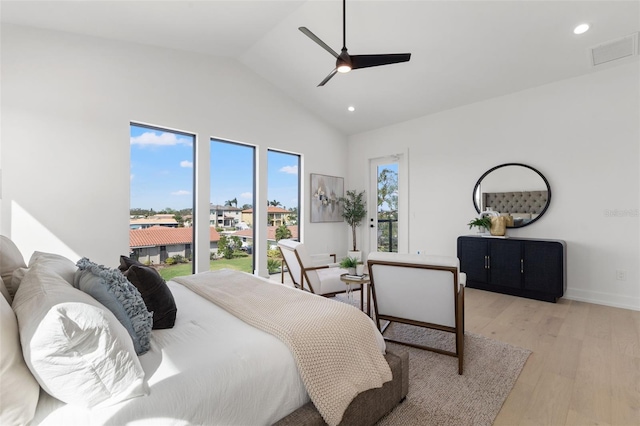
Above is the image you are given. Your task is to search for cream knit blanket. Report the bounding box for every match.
[173,269,392,426]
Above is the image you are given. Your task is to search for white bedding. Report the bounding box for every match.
[32,281,311,425]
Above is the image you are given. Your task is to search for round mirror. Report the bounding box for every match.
[473,163,551,228]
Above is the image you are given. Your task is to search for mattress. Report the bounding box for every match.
[32,280,310,425]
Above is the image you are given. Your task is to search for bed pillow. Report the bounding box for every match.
[125,263,177,329]
[0,235,27,300]
[0,292,40,425]
[29,251,78,285]
[74,258,153,355]
[12,263,148,408]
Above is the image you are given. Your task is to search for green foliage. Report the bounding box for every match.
[171,254,186,264]
[275,224,292,241]
[267,258,281,274]
[218,234,242,259]
[339,256,359,269]
[377,168,398,219]
[164,257,175,265]
[468,217,492,230]
[232,250,248,258]
[339,190,367,251]
[267,248,281,259]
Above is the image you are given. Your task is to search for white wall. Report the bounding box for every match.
[0,24,349,273]
[348,62,640,311]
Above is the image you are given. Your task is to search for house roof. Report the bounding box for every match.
[130,217,178,226]
[210,204,242,211]
[233,225,298,241]
[130,226,220,248]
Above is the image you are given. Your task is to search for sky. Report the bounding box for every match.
[130,124,299,212]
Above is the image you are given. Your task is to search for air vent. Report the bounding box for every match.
[590,33,638,67]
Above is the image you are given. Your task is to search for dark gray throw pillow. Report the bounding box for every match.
[120,257,176,330]
[74,258,153,355]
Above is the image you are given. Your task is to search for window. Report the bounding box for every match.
[267,150,300,243]
[129,123,195,280]
[210,139,255,272]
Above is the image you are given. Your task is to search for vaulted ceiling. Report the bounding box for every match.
[2,1,638,135]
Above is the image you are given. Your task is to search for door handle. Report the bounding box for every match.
[521,259,524,273]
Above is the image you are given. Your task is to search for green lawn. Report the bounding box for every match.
[158,256,254,281]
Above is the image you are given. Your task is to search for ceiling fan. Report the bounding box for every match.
[299,0,411,86]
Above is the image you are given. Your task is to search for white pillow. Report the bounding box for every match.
[28,251,78,285]
[12,263,149,408]
[0,293,40,425]
[0,235,27,300]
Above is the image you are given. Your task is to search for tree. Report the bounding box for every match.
[241,204,252,210]
[377,168,398,219]
[268,200,281,207]
[288,207,298,225]
[339,190,367,251]
[217,234,242,259]
[173,212,184,227]
[224,198,238,207]
[275,224,292,241]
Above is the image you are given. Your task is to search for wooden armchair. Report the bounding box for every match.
[277,239,348,296]
[367,252,466,374]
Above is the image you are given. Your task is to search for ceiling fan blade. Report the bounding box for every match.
[318,69,338,87]
[299,27,340,59]
[350,53,412,70]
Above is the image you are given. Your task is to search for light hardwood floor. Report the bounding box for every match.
[464,287,639,426]
[274,274,639,425]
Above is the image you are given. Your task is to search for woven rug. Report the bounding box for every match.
[374,322,531,426]
[331,292,531,425]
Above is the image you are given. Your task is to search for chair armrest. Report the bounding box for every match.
[303,265,330,272]
[459,272,466,287]
[310,253,337,266]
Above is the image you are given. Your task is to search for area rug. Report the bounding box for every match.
[375,322,531,426]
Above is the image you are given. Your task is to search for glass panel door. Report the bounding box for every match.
[370,158,399,253]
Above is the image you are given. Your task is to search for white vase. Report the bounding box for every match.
[347,250,362,262]
[347,267,356,275]
[356,264,365,276]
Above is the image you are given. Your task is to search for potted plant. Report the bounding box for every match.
[340,189,367,260]
[339,256,359,275]
[467,217,492,234]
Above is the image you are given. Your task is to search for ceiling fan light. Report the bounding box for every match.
[337,64,352,73]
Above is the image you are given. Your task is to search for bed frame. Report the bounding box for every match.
[275,350,409,426]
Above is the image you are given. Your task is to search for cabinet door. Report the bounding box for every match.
[488,240,522,289]
[457,237,488,284]
[522,241,563,295]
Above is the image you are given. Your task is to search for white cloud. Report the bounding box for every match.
[180,160,193,168]
[280,165,298,175]
[171,190,191,196]
[131,131,192,147]
[240,192,252,199]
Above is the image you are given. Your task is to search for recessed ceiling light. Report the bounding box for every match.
[347,106,355,112]
[574,23,590,35]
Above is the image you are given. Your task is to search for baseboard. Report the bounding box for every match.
[564,288,640,311]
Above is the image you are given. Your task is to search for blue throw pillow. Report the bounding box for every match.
[74,258,152,355]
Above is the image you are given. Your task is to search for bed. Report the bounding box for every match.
[481,190,548,226]
[0,236,407,426]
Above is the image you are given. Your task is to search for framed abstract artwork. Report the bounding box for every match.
[310,173,344,223]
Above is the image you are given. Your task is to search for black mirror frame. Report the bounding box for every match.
[473,163,551,228]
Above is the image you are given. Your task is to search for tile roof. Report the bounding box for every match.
[130,226,220,248]
[232,225,298,241]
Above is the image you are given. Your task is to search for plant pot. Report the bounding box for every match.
[347,267,356,275]
[356,264,365,276]
[347,250,362,262]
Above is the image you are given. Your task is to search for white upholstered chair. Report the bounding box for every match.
[277,239,349,296]
[367,252,466,374]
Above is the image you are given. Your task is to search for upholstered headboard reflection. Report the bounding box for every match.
[482,191,549,215]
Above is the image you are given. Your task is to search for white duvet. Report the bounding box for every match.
[33,281,312,425]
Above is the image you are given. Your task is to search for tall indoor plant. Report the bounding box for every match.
[340,190,367,257]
